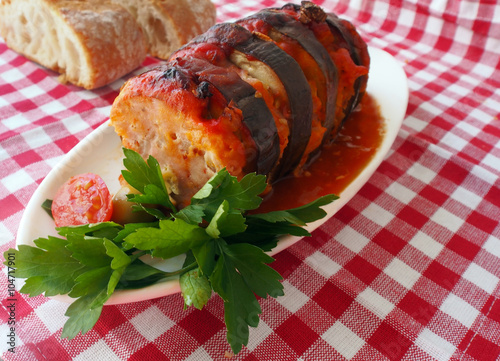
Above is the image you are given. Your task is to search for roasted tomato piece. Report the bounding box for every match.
[51,173,113,227]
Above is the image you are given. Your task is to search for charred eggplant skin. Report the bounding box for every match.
[325,13,370,109]
[237,9,339,160]
[186,23,313,178]
[169,52,280,176]
[279,2,369,119]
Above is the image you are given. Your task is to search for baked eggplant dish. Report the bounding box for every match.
[110,1,370,208]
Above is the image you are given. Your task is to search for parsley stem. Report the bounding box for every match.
[129,250,198,278]
[130,250,149,262]
[159,261,198,278]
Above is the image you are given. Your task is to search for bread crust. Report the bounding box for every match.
[112,0,216,59]
[0,0,147,89]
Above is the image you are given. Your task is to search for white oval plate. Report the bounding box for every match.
[16,47,409,305]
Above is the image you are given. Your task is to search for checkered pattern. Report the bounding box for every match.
[1,0,499,359]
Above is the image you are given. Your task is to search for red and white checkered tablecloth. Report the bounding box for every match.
[1,0,499,360]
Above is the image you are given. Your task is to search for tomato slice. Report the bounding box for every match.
[51,173,113,227]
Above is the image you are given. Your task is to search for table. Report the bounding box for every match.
[1,0,499,360]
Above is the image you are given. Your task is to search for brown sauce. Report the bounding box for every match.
[259,94,385,212]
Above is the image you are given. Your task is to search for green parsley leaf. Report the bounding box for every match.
[238,218,311,238]
[65,235,114,271]
[61,236,131,339]
[131,203,169,220]
[191,170,267,220]
[61,262,128,339]
[61,293,107,339]
[118,258,166,287]
[126,184,173,214]
[124,218,211,259]
[210,240,262,354]
[56,222,123,238]
[191,239,217,277]
[206,200,247,239]
[121,147,176,212]
[174,204,205,225]
[104,238,132,270]
[210,240,283,354]
[248,194,338,225]
[220,243,283,299]
[114,222,159,243]
[180,267,212,310]
[5,238,84,297]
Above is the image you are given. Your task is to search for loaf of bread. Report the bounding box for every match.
[0,0,217,89]
[112,0,217,59]
[0,0,148,89]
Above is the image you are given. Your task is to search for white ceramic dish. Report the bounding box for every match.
[16,47,409,305]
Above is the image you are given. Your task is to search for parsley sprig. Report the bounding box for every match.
[4,149,337,354]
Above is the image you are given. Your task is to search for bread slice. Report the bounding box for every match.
[112,0,217,59]
[0,0,147,89]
